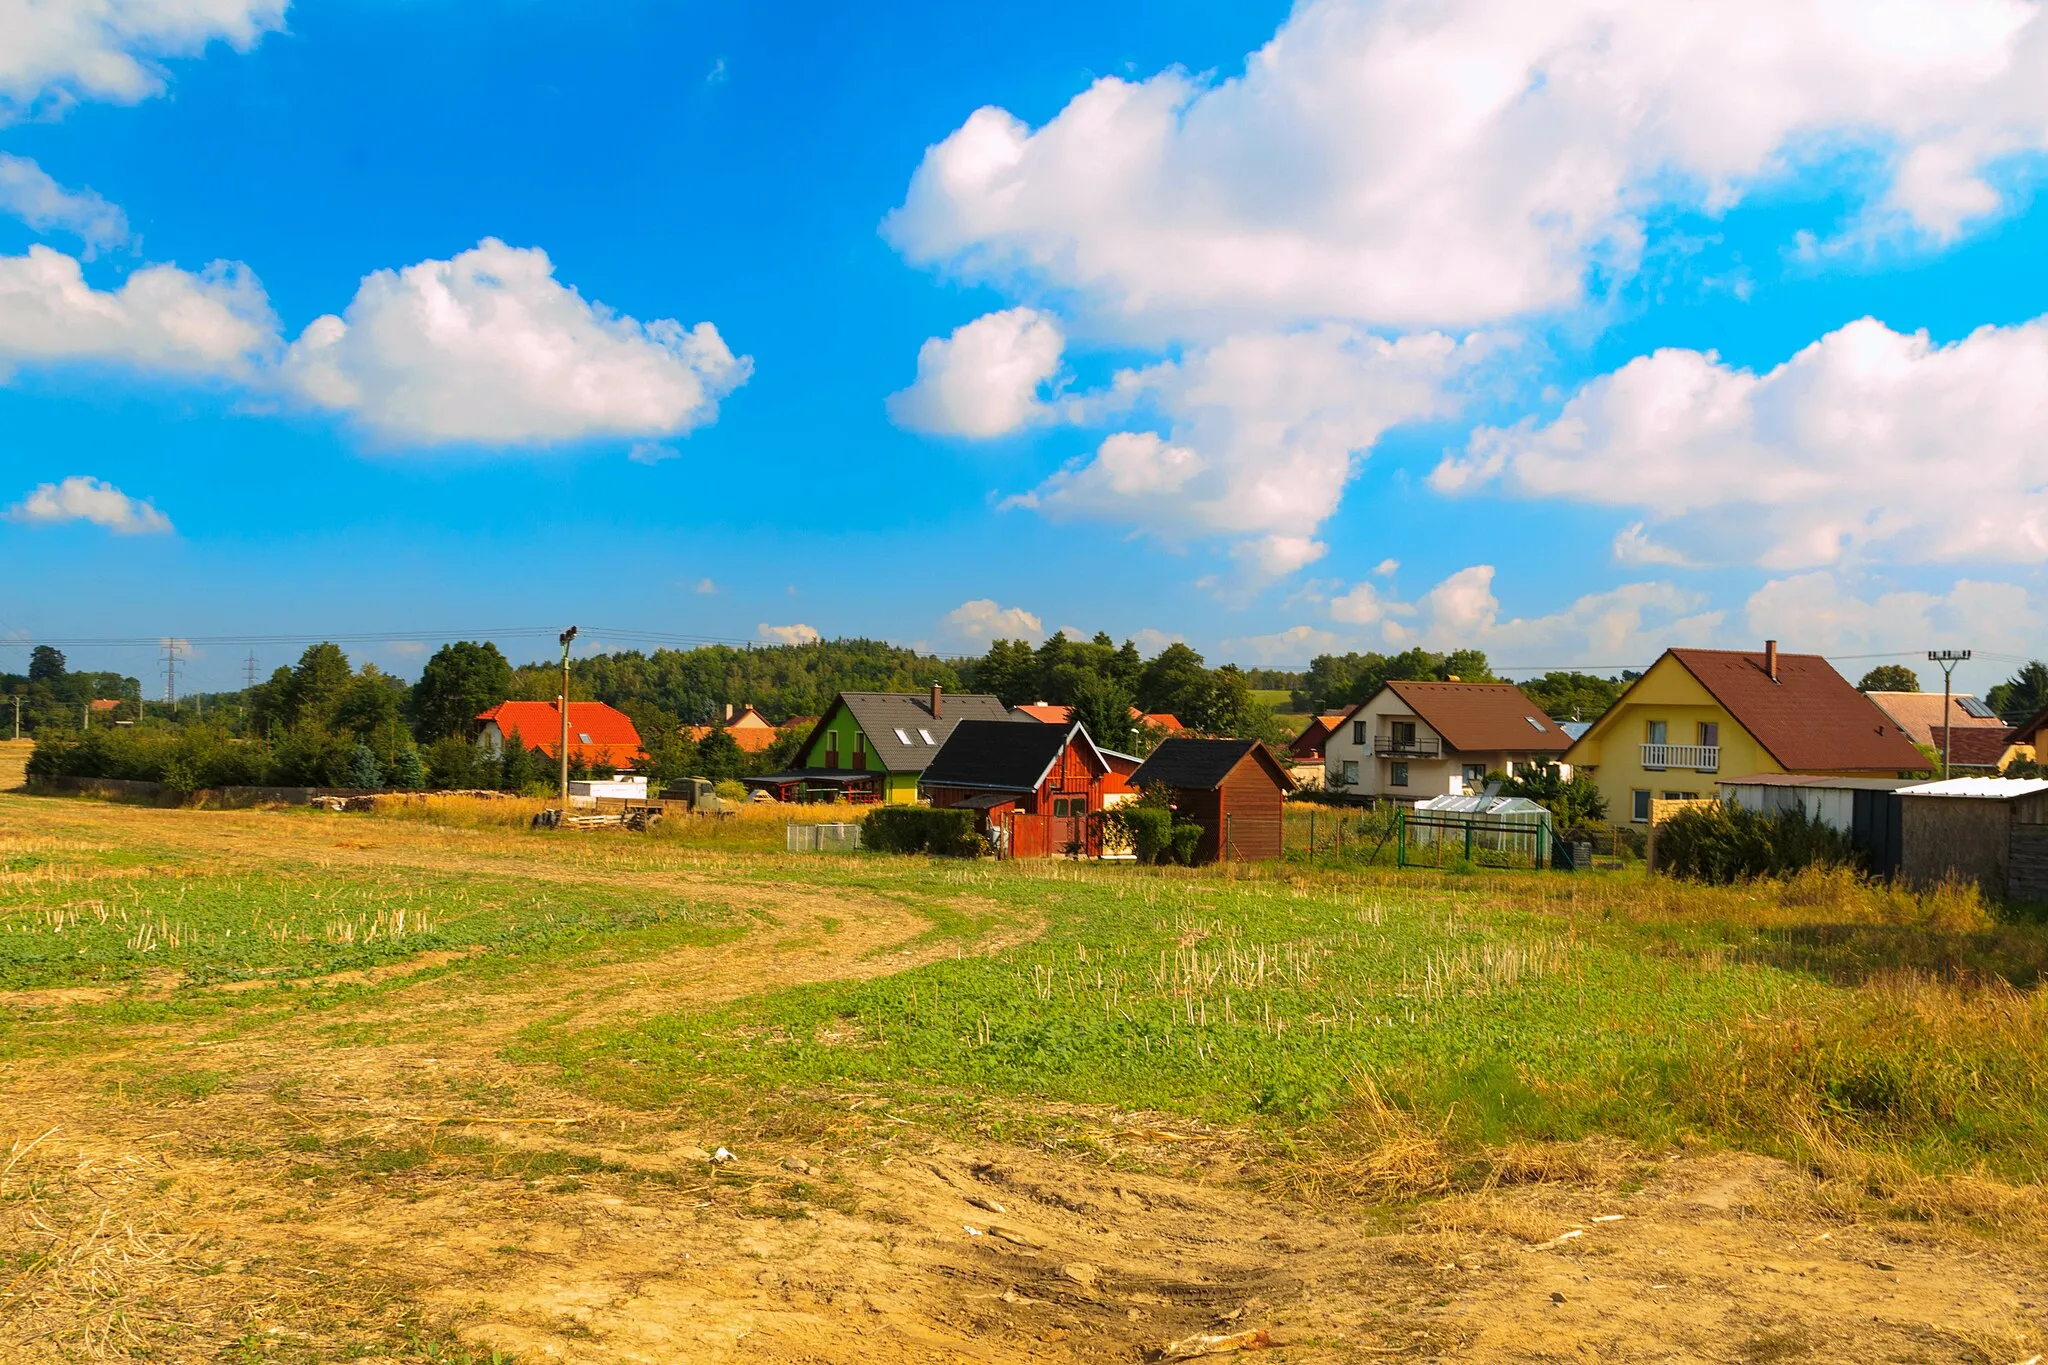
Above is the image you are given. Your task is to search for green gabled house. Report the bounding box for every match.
[743,685,1012,804]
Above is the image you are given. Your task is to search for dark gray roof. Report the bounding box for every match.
[921,720,1107,793]
[812,691,1012,774]
[1129,737,1293,792]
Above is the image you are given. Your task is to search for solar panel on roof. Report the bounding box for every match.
[1959,697,1997,718]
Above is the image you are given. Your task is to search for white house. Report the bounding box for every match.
[1323,680,1573,802]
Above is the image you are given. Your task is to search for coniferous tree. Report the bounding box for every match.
[390,745,428,791]
[347,742,383,790]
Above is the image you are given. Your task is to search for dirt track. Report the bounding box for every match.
[3,803,2044,1362]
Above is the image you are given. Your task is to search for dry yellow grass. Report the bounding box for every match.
[0,739,32,791]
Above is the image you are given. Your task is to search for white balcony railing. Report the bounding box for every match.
[1642,744,1719,772]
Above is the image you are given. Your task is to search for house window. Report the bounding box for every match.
[1646,720,1668,745]
[894,727,913,745]
[853,733,867,770]
[1352,720,1367,745]
[1391,720,1417,746]
[1341,760,1359,785]
[1698,721,1719,747]
[825,732,840,766]
[918,728,936,745]
[1053,797,1072,817]
[1631,788,1651,823]
[1391,762,1410,787]
[1664,791,1692,802]
[1463,763,1486,787]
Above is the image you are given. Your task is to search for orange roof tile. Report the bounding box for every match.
[479,701,646,766]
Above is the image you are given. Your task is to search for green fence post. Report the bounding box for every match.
[1395,808,1406,867]
[1465,817,1474,862]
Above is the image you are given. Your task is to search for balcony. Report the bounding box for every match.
[1374,735,1442,759]
[1642,743,1719,772]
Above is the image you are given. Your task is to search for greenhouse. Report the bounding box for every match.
[1398,792,1555,869]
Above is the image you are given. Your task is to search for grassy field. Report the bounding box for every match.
[3,791,2045,1362]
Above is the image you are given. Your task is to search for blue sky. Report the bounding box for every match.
[3,0,2046,696]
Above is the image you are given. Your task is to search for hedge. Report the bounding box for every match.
[1655,801,1858,883]
[860,805,984,857]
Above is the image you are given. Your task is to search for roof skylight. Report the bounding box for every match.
[918,728,936,744]
[893,727,913,744]
[1525,716,1547,731]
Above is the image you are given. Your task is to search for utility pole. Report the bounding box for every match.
[558,626,579,814]
[8,695,19,739]
[1928,649,1972,780]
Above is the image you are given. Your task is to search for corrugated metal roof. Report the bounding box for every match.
[1716,774,1919,791]
[1376,680,1574,754]
[1898,777,2048,799]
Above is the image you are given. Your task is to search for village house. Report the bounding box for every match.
[745,686,1009,804]
[683,703,787,754]
[1564,642,1928,825]
[1127,737,1295,863]
[1012,702,1184,733]
[1863,690,2009,749]
[1320,681,1571,802]
[922,719,1112,857]
[476,700,647,772]
[1284,711,1353,789]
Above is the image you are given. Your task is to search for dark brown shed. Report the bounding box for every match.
[1127,738,1297,863]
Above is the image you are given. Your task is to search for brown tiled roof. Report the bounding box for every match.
[1667,649,1927,773]
[1862,691,2005,747]
[1941,726,2017,769]
[1380,681,1573,755]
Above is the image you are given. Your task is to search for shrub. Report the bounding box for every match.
[1655,801,1858,884]
[860,805,982,857]
[1101,804,1174,864]
[714,778,748,804]
[425,735,486,789]
[1169,822,1205,865]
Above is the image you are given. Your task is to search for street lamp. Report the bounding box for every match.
[558,626,579,813]
[1927,649,1972,779]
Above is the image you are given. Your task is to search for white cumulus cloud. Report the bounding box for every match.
[1435,314,2048,569]
[8,475,171,533]
[0,155,128,252]
[890,0,2048,335]
[758,623,820,645]
[887,307,1064,438]
[281,238,751,446]
[0,0,288,116]
[0,244,276,376]
[1021,326,1477,575]
[1745,571,2043,659]
[943,598,1045,646]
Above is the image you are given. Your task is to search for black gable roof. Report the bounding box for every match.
[1129,737,1291,792]
[922,720,1102,792]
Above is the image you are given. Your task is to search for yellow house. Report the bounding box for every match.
[1565,642,1930,825]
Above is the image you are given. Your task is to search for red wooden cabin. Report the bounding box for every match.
[921,719,1113,857]
[1127,737,1296,862]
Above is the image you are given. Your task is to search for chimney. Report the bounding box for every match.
[930,683,943,719]
[1764,640,1779,683]
[723,702,734,723]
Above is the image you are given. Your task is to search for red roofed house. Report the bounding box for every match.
[477,701,647,771]
[1013,702,1186,733]
[1285,711,1353,789]
[1563,642,1930,824]
[684,703,786,754]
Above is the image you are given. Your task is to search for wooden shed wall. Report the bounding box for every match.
[1218,758,1285,861]
[1900,798,2011,897]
